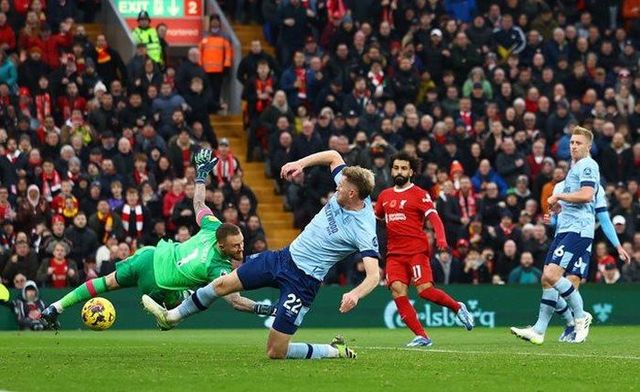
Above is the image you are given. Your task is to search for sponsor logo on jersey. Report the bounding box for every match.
[384,299,496,328]
[385,213,406,222]
[325,206,338,235]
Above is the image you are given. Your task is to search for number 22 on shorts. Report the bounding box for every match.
[282,293,309,326]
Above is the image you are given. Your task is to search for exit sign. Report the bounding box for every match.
[117,0,202,17]
[117,0,203,45]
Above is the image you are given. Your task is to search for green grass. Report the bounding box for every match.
[1,327,639,392]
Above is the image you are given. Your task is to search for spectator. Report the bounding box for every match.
[12,280,46,330]
[237,40,279,85]
[131,11,162,66]
[600,263,622,284]
[199,14,233,107]
[64,211,98,267]
[508,251,542,284]
[495,137,529,187]
[495,239,519,282]
[214,138,241,187]
[432,248,465,284]
[2,239,38,286]
[88,200,124,244]
[36,242,78,288]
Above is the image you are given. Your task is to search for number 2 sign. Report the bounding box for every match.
[184,0,201,16]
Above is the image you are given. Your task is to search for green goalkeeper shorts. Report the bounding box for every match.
[115,246,184,308]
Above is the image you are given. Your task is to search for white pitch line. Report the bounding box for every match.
[362,346,640,361]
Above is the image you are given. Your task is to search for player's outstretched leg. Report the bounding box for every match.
[418,284,474,331]
[268,327,356,360]
[141,294,176,330]
[41,275,115,330]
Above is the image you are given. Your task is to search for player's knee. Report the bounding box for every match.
[416,282,433,292]
[390,282,408,298]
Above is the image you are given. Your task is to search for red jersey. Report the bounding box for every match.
[375,184,438,256]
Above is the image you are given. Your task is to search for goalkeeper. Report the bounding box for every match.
[41,149,275,329]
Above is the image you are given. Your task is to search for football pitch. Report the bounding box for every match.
[1,327,638,392]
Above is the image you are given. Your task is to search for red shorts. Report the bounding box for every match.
[385,252,433,287]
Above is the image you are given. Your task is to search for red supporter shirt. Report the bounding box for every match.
[375,184,437,256]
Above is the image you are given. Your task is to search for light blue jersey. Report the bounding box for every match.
[555,157,600,238]
[552,181,606,227]
[289,165,379,280]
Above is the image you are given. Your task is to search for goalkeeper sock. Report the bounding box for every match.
[532,288,557,335]
[169,284,218,322]
[419,286,461,312]
[555,295,574,326]
[394,296,428,338]
[55,277,109,313]
[286,343,338,359]
[554,277,585,319]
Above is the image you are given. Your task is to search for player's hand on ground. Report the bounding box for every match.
[617,246,631,264]
[280,161,303,181]
[339,292,359,313]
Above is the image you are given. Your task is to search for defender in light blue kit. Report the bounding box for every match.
[511,126,602,345]
[143,150,381,360]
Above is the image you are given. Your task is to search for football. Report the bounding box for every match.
[81,297,116,331]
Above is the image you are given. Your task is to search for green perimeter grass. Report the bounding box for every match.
[0,327,638,392]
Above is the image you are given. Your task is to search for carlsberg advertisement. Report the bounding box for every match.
[1,285,638,330]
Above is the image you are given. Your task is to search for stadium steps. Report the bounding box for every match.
[210,115,299,249]
[231,23,275,56]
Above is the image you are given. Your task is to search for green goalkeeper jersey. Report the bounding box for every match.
[153,215,231,291]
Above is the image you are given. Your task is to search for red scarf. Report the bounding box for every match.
[49,258,69,288]
[255,77,274,113]
[499,222,513,236]
[5,149,20,164]
[458,189,477,220]
[214,152,238,186]
[294,67,307,99]
[121,204,143,238]
[35,92,52,123]
[459,110,473,133]
[96,46,111,64]
[133,169,149,185]
[66,170,80,185]
[41,169,61,202]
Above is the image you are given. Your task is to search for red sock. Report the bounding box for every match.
[419,287,461,312]
[394,296,428,338]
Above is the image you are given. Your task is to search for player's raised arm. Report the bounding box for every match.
[193,149,219,226]
[280,150,345,180]
[339,256,380,313]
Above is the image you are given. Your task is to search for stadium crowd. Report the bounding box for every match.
[0,0,267,302]
[1,0,640,308]
[238,0,640,286]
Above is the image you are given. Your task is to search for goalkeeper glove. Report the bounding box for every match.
[253,303,277,316]
[194,149,218,184]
